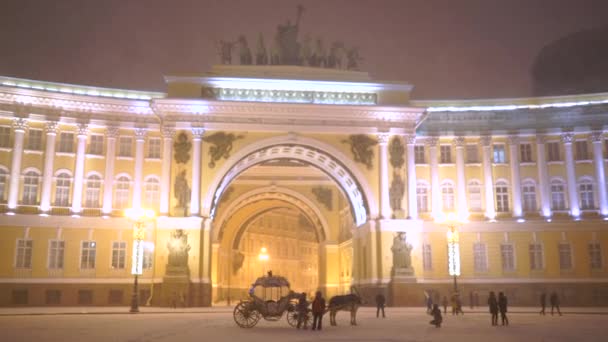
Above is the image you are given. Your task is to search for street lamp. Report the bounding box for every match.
[125,207,156,313]
[258,247,269,276]
[436,212,467,293]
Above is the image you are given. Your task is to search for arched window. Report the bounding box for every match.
[114,176,131,209]
[143,177,160,210]
[467,180,482,212]
[579,179,595,210]
[550,179,567,210]
[85,175,102,208]
[54,172,71,207]
[22,170,40,205]
[441,180,455,211]
[416,181,429,213]
[0,167,8,201]
[522,180,537,213]
[495,180,509,212]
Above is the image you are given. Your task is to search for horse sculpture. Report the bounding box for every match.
[327,293,362,326]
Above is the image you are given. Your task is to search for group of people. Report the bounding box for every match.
[296,291,326,331]
[540,291,562,316]
[487,291,509,326]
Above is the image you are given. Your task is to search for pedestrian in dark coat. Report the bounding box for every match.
[429,304,443,327]
[311,291,325,331]
[297,292,309,329]
[426,295,433,314]
[488,291,499,326]
[375,293,386,318]
[539,292,546,315]
[442,296,449,314]
[550,291,562,316]
[498,292,509,326]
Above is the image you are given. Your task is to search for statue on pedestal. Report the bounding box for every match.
[391,232,413,276]
[174,170,190,217]
[167,229,191,269]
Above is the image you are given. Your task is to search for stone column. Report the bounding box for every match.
[591,132,608,216]
[7,118,28,211]
[102,126,119,215]
[405,134,418,219]
[428,137,441,218]
[190,128,204,216]
[132,128,147,209]
[562,133,580,217]
[160,126,175,216]
[378,133,391,219]
[454,137,468,219]
[536,135,552,218]
[508,136,523,217]
[71,123,88,214]
[481,136,496,219]
[40,121,59,213]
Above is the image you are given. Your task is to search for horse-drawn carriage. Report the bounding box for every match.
[232,274,310,328]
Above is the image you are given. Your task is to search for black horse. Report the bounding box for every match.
[327,294,362,326]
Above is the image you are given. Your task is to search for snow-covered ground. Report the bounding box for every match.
[0,307,605,342]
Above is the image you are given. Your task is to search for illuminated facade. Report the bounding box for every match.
[0,65,606,307]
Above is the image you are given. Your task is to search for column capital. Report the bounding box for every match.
[561,132,574,144]
[105,126,120,139]
[377,133,390,145]
[161,126,176,139]
[480,135,492,147]
[191,127,205,140]
[425,137,439,147]
[453,136,465,147]
[44,121,59,135]
[134,128,147,141]
[76,123,89,137]
[590,131,605,143]
[12,118,28,132]
[507,135,520,146]
[403,134,416,145]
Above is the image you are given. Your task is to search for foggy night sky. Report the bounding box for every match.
[1,0,607,100]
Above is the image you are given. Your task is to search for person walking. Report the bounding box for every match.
[311,291,325,331]
[442,296,449,314]
[455,293,464,315]
[429,304,443,328]
[498,292,509,326]
[539,292,547,315]
[488,291,499,326]
[550,291,562,316]
[296,292,309,329]
[426,295,433,314]
[375,293,386,318]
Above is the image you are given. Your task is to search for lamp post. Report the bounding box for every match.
[436,212,466,293]
[125,207,155,313]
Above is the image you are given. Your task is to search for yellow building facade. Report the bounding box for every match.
[0,65,606,307]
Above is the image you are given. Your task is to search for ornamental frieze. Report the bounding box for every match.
[173,132,192,164]
[312,186,333,211]
[342,134,377,169]
[389,136,405,169]
[202,131,245,168]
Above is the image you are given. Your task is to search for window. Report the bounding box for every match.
[27,129,42,150]
[468,180,482,212]
[522,181,537,212]
[466,144,479,163]
[422,244,432,271]
[575,140,589,160]
[15,239,33,268]
[473,242,488,272]
[589,242,603,269]
[551,179,567,210]
[520,143,533,162]
[529,243,544,270]
[0,126,10,147]
[579,180,595,210]
[547,142,560,161]
[414,145,425,164]
[143,244,154,270]
[440,145,452,163]
[115,176,130,209]
[108,290,124,304]
[147,138,161,158]
[416,182,429,212]
[495,181,509,212]
[85,175,102,208]
[78,290,93,305]
[22,170,40,205]
[143,178,160,209]
[48,240,64,269]
[58,132,74,153]
[111,241,126,269]
[12,289,28,305]
[501,244,515,271]
[45,290,61,305]
[118,137,132,157]
[80,241,96,269]
[0,168,7,201]
[493,144,506,163]
[441,181,454,211]
[54,173,71,207]
[558,243,572,270]
[89,135,103,155]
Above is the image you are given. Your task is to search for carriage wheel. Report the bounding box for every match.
[286,309,311,328]
[233,302,261,328]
